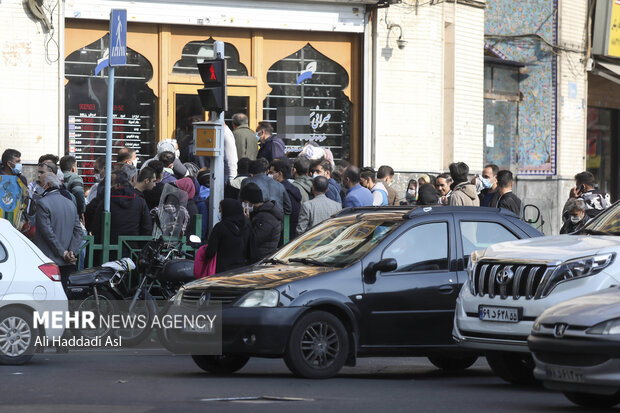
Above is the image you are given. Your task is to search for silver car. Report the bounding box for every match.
[528,286,620,408]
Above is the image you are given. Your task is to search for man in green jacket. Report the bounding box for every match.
[232,113,258,160]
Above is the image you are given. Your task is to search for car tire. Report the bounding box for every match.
[563,391,620,408]
[486,351,536,385]
[283,310,349,379]
[0,307,36,365]
[428,354,478,371]
[192,355,250,374]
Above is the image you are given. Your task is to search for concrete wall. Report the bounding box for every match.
[372,1,484,175]
[0,0,61,164]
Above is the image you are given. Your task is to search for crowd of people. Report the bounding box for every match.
[0,113,613,281]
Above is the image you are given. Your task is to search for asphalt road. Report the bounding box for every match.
[0,352,606,412]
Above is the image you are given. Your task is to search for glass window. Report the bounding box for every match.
[172,38,248,76]
[65,34,157,187]
[383,223,449,272]
[262,44,352,159]
[586,202,620,234]
[272,218,401,266]
[0,242,6,262]
[460,221,518,260]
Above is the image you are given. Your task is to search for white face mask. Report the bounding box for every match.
[312,173,319,179]
[569,215,582,224]
[175,149,180,158]
[131,158,138,168]
[268,173,275,180]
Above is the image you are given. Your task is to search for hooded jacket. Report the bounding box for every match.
[93,186,153,245]
[448,182,480,206]
[205,199,254,273]
[293,175,313,203]
[250,200,284,260]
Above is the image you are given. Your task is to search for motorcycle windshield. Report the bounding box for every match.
[153,183,189,239]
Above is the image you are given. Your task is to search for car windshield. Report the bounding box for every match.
[582,202,620,235]
[271,217,401,267]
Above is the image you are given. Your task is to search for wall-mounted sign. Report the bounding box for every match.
[593,0,620,58]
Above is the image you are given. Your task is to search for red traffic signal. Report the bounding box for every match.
[198,59,226,86]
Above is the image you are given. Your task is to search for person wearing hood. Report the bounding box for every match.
[92,168,152,252]
[225,157,251,200]
[417,184,440,206]
[174,177,199,236]
[204,199,254,273]
[292,158,313,203]
[448,162,480,206]
[270,158,302,240]
[240,182,283,261]
[141,139,188,179]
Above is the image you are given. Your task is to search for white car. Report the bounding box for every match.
[453,201,620,384]
[0,218,67,364]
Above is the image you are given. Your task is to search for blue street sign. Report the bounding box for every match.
[110,9,127,66]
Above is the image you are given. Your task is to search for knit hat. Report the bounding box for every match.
[240,182,263,204]
[418,174,431,184]
[175,177,196,199]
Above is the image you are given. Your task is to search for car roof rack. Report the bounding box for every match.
[333,205,513,220]
[332,206,417,218]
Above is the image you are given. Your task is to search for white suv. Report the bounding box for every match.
[453,202,620,384]
[0,218,67,364]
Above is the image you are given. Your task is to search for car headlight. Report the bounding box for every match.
[587,318,620,335]
[235,290,279,307]
[171,289,184,306]
[537,253,616,298]
[467,249,484,290]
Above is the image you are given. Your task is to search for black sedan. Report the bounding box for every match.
[166,206,542,378]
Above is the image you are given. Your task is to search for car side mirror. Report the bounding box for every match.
[187,234,202,248]
[364,258,398,284]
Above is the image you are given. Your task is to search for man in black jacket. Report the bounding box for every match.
[92,169,152,259]
[270,158,302,239]
[240,182,283,261]
[490,170,521,217]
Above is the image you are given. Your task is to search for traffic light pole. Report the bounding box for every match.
[208,40,226,236]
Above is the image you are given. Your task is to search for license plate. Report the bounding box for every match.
[479,305,520,322]
[545,367,585,383]
[182,323,213,334]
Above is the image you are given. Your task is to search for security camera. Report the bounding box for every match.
[396,38,408,50]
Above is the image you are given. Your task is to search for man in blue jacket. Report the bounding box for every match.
[256,122,285,163]
[342,166,373,208]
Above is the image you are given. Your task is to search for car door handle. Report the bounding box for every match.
[0,272,2,280]
[438,285,454,294]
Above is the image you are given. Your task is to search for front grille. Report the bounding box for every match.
[534,351,610,367]
[471,262,552,300]
[181,288,247,308]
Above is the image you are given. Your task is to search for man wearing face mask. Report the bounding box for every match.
[1,148,27,186]
[560,198,591,234]
[256,122,285,163]
[478,164,499,207]
[117,147,138,168]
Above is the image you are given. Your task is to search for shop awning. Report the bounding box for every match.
[593,61,620,85]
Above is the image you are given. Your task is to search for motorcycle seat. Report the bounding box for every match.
[68,266,117,286]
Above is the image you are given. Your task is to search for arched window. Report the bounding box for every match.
[173,38,248,76]
[65,34,156,185]
[263,44,351,160]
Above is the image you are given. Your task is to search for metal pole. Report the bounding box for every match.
[102,65,115,262]
[208,41,226,235]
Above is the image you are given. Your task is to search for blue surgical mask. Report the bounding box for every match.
[217,213,221,222]
[481,178,492,189]
[11,162,22,175]
[255,132,262,141]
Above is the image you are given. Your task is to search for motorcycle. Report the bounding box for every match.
[66,184,200,346]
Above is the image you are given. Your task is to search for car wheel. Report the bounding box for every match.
[192,355,250,374]
[563,391,620,408]
[428,354,478,371]
[284,311,349,379]
[0,307,36,365]
[486,351,536,385]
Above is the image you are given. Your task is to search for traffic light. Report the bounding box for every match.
[197,59,227,113]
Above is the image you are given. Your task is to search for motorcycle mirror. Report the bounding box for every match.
[187,235,202,248]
